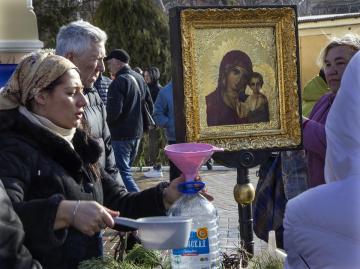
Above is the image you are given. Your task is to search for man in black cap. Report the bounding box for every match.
[105,49,153,192]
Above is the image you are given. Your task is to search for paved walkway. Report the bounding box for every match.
[134,166,267,254]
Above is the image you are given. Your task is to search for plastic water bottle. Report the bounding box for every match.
[168,185,220,269]
[163,142,223,268]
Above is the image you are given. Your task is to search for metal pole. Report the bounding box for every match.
[237,167,254,259]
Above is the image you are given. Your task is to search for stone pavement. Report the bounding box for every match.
[134,166,267,255]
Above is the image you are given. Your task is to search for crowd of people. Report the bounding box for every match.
[0,21,187,269]
[0,16,359,269]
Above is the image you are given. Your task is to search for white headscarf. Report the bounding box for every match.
[325,50,360,183]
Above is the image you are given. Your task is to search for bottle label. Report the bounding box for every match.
[173,227,210,256]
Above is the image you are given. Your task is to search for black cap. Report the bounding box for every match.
[104,49,130,63]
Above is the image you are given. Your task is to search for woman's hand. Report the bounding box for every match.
[162,176,214,210]
[55,200,119,236]
[162,176,184,209]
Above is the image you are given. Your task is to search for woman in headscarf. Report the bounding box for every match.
[206,50,253,126]
[0,51,187,269]
[284,50,360,269]
[302,34,360,187]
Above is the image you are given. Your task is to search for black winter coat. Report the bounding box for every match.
[0,109,166,269]
[148,82,162,104]
[83,87,123,185]
[106,66,153,140]
[0,180,42,269]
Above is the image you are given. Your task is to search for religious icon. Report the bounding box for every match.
[170,6,302,151]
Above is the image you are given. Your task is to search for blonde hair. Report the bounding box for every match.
[317,34,360,67]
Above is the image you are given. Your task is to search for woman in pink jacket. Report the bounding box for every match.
[303,35,360,187]
[284,49,360,269]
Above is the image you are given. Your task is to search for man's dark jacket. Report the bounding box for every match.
[106,65,153,140]
[0,109,167,269]
[83,88,123,185]
[94,73,111,105]
[148,81,162,103]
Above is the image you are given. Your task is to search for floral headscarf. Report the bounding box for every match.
[0,50,78,110]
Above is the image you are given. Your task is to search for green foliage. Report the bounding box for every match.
[123,244,162,267]
[78,256,144,269]
[249,251,284,269]
[78,256,120,269]
[133,130,169,168]
[34,0,171,83]
[94,0,171,84]
[78,244,170,269]
[78,243,284,269]
[33,0,81,48]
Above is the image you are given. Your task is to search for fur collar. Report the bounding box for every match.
[0,109,102,174]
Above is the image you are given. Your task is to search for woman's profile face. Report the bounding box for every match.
[39,69,86,129]
[324,45,356,92]
[225,65,250,93]
[143,71,151,84]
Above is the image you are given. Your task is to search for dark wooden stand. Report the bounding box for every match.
[213,151,269,265]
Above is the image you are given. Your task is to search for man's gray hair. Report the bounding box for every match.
[56,20,107,56]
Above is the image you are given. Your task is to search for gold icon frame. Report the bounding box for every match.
[170,6,302,151]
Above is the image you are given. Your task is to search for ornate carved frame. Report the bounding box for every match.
[169,6,302,151]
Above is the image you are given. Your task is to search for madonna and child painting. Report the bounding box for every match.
[205,50,270,127]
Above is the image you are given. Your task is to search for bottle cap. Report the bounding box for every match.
[177,181,205,194]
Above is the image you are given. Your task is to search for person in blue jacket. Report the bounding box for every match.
[153,82,181,181]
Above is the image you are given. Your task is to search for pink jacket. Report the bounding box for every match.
[303,92,336,187]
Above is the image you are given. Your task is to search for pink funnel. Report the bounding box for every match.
[164,143,224,181]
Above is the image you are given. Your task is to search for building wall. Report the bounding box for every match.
[298,14,360,89]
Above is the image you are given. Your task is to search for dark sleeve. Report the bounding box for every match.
[0,181,43,269]
[248,96,270,123]
[106,78,126,124]
[99,100,124,186]
[0,148,67,255]
[258,97,269,122]
[144,83,154,115]
[101,170,167,219]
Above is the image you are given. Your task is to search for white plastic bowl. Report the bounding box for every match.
[114,216,192,249]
